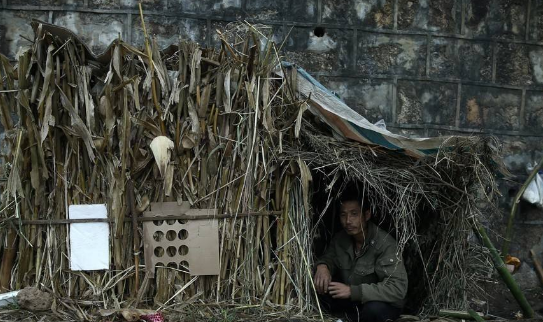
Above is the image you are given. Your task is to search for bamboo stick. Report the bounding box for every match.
[0,228,18,292]
[138,2,166,135]
[468,309,486,322]
[127,180,140,296]
[439,309,485,320]
[0,211,282,225]
[476,223,534,318]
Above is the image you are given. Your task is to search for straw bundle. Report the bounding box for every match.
[0,18,503,318]
[287,120,501,313]
[0,20,316,314]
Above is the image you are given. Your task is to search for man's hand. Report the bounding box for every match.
[328,282,351,299]
[314,264,332,294]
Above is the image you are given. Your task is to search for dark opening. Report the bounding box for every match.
[311,173,429,315]
[313,26,326,37]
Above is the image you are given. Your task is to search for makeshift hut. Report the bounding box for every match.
[0,19,506,318]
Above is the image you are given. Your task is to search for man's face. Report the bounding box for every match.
[339,200,370,236]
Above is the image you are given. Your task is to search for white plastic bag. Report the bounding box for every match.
[522,171,543,209]
[374,119,387,130]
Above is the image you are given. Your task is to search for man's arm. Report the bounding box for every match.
[314,236,338,276]
[313,236,339,294]
[350,243,408,304]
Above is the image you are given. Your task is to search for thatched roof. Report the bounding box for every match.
[0,19,504,319]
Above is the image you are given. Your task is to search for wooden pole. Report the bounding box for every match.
[127,180,140,296]
[0,211,282,225]
[138,2,166,135]
[0,228,18,292]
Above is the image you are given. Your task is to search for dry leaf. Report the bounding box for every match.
[150,136,174,177]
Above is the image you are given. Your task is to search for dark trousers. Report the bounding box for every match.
[318,294,402,322]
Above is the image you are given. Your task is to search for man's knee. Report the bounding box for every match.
[360,301,400,322]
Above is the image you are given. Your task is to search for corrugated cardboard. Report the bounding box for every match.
[142,202,219,277]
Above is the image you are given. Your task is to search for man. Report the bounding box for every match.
[314,193,408,322]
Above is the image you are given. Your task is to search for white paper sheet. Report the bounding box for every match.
[69,204,109,271]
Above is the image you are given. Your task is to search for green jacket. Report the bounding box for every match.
[315,222,408,308]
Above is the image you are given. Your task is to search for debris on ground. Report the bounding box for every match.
[16,287,52,312]
[0,290,19,308]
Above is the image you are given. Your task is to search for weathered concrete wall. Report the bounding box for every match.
[1,0,543,313]
[1,0,543,171]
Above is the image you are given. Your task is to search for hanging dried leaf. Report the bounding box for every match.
[58,86,96,161]
[150,136,174,177]
[223,69,232,113]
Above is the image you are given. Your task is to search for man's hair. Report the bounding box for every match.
[338,190,371,213]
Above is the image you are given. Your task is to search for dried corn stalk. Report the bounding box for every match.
[0,19,502,317]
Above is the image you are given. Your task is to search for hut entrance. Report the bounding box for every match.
[310,172,429,315]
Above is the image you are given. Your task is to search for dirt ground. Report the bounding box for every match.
[1,306,543,322]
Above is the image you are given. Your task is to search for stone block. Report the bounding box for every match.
[397,80,457,126]
[320,77,393,123]
[501,137,543,174]
[166,0,242,16]
[427,0,461,33]
[459,86,521,131]
[528,46,543,86]
[89,0,120,9]
[53,12,127,55]
[0,10,49,59]
[496,43,532,86]
[210,22,282,49]
[133,16,207,49]
[464,0,527,40]
[285,27,353,74]
[394,128,426,138]
[529,1,543,42]
[120,0,167,10]
[8,0,77,6]
[525,91,543,132]
[287,0,319,23]
[430,37,492,82]
[356,33,426,76]
[397,0,461,33]
[322,0,394,29]
[396,0,418,30]
[245,0,286,21]
[426,129,460,137]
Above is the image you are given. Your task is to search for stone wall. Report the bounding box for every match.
[1,0,543,172]
[1,0,543,314]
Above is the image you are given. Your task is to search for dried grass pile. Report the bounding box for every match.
[289,123,503,313]
[0,18,503,319]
